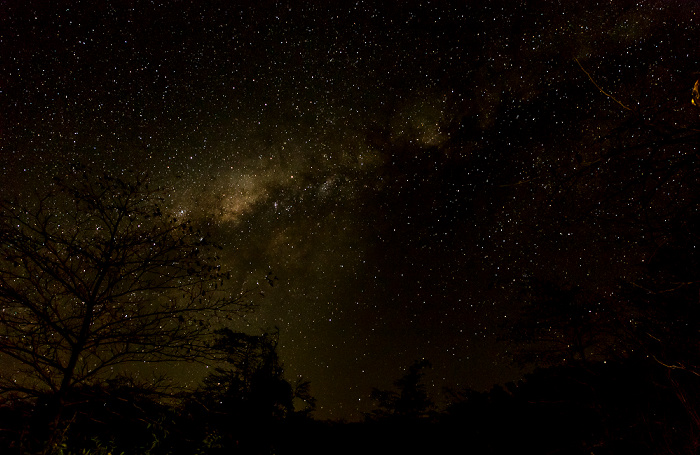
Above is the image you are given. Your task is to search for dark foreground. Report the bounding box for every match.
[2,358,698,455]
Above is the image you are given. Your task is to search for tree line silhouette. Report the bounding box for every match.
[2,71,700,453]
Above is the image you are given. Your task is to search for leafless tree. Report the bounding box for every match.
[0,169,251,405]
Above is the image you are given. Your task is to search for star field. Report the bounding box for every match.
[2,0,698,420]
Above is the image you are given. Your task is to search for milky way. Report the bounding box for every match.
[2,0,697,419]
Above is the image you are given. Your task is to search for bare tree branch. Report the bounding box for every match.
[0,169,253,402]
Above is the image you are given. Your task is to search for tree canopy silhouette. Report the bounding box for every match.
[367,359,434,421]
[0,169,250,404]
[506,279,628,367]
[199,327,315,421]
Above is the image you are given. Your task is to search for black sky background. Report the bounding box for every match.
[2,0,698,420]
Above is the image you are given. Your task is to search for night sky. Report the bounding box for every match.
[2,0,698,420]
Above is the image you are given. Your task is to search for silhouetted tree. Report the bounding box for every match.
[367,359,434,421]
[505,67,700,450]
[621,211,700,375]
[507,279,626,367]
[201,328,294,420]
[0,169,250,452]
[549,67,700,444]
[51,377,177,455]
[618,211,700,447]
[182,327,314,453]
[201,327,315,417]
